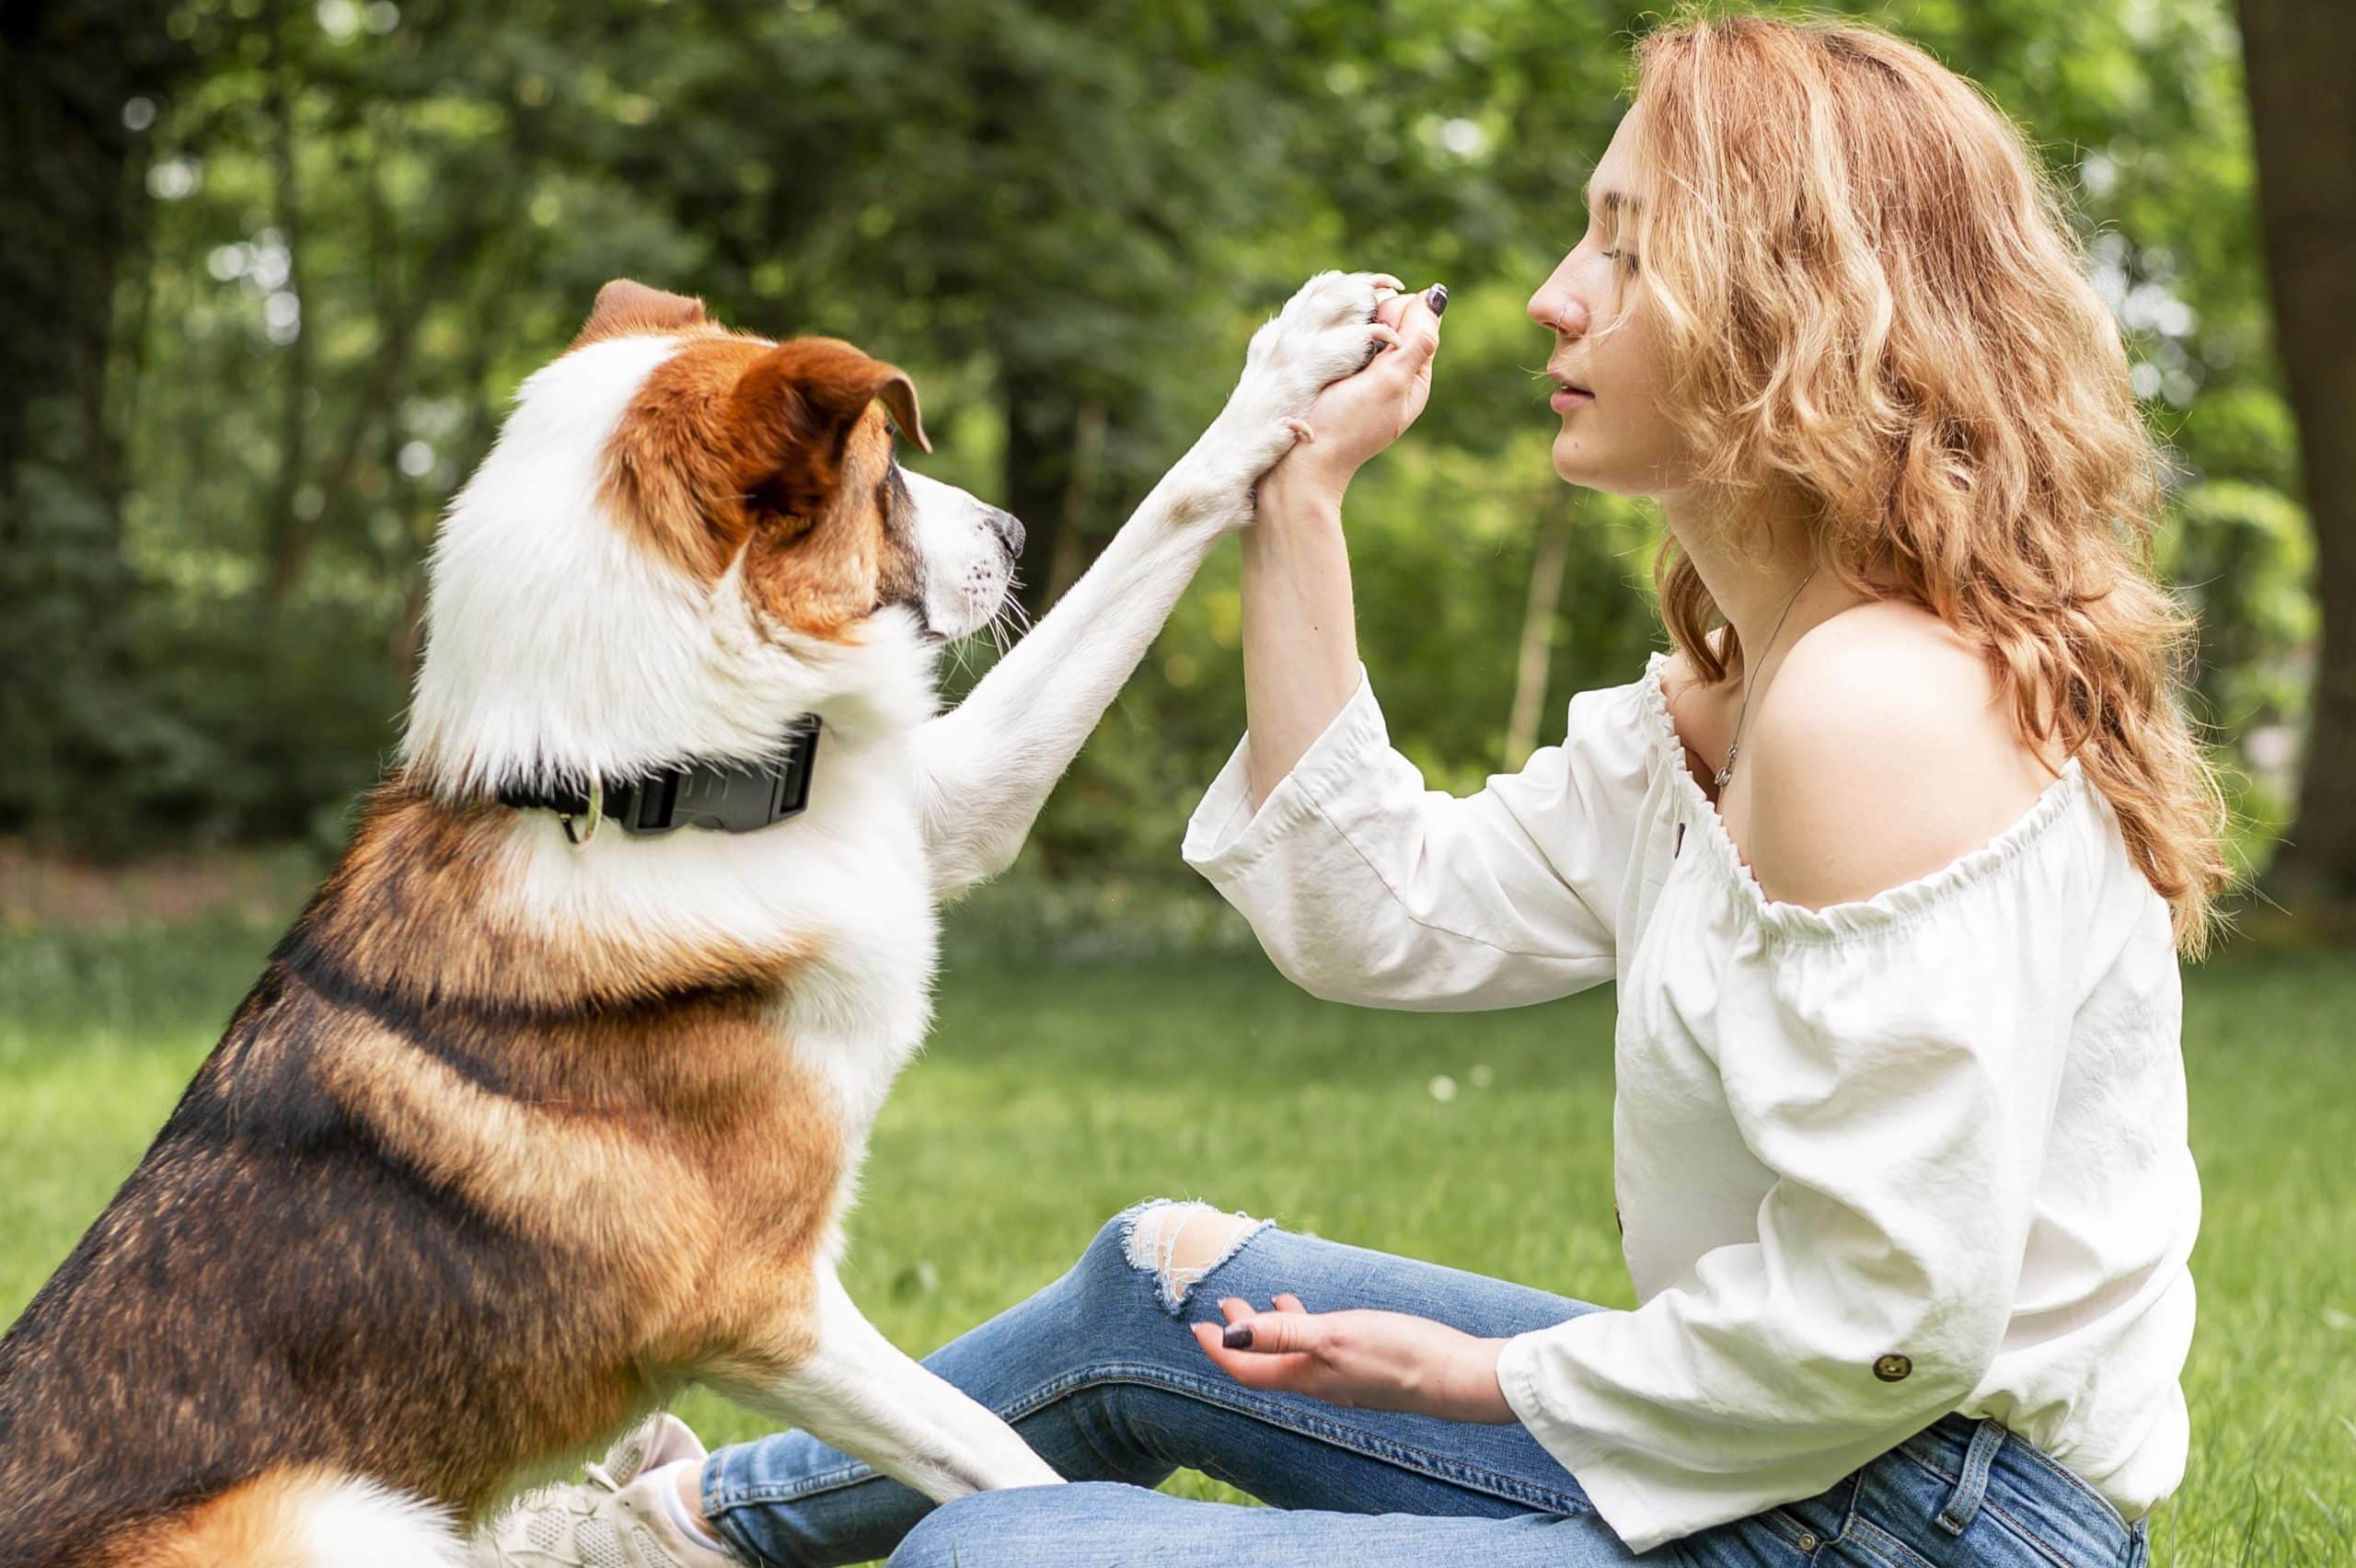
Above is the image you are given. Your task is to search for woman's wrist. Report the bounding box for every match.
[1238,465,1360,805]
[1255,465,1350,526]
[1441,1337,1515,1424]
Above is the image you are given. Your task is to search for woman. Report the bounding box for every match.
[484,14,2221,1566]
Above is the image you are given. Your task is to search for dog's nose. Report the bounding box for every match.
[987,507,1025,559]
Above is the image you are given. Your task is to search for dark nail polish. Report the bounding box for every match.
[1426,283,1449,317]
[1222,1323,1254,1350]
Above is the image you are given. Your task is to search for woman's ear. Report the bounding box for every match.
[724,338,929,523]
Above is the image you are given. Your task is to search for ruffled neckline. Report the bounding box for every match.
[1636,650,2094,944]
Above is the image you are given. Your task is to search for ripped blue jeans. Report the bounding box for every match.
[701,1203,2151,1567]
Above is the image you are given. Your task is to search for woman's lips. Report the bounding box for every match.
[1550,385,1594,411]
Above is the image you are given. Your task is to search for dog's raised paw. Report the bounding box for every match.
[1242,270,1393,396]
[1172,270,1401,528]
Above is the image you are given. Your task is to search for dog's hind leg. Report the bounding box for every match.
[706,1267,1062,1505]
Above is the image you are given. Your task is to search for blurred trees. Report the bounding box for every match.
[0,0,2327,916]
[1,0,191,836]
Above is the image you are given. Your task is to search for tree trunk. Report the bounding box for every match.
[262,0,315,607]
[1507,497,1575,766]
[2238,0,2356,920]
[1042,398,1108,607]
[304,178,491,575]
[0,0,186,831]
[999,358,1083,618]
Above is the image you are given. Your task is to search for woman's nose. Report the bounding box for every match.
[1527,282,1588,338]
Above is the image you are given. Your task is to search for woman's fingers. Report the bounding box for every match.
[1358,294,1439,379]
[1373,282,1441,335]
[1218,1303,1324,1355]
[1273,1293,1309,1314]
[1194,1330,1315,1389]
[1394,292,1441,367]
[1192,1316,1317,1389]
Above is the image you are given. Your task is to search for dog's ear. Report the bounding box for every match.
[573,280,710,349]
[726,338,930,522]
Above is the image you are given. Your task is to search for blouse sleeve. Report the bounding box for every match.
[1493,841,2085,1551]
[1180,666,1654,1010]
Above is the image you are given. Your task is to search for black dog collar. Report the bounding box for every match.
[499,717,821,843]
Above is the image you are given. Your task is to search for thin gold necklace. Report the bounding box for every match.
[1715,566,1818,791]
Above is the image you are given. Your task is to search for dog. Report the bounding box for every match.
[0,271,1390,1566]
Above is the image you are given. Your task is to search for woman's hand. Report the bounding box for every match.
[1191,1292,1516,1424]
[1232,277,1442,803]
[1260,283,1446,506]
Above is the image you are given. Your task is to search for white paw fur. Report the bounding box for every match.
[1174,270,1390,530]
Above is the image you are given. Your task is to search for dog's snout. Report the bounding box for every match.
[987,508,1025,559]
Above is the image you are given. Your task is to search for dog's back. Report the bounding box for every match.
[0,786,838,1566]
[0,977,535,1565]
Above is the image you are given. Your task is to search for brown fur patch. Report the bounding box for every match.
[737,397,900,640]
[284,780,813,1014]
[0,785,850,1562]
[597,333,928,640]
[596,334,774,579]
[111,1467,336,1568]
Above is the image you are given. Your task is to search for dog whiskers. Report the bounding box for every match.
[985,587,1032,658]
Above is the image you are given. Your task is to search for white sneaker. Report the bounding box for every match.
[471,1413,735,1567]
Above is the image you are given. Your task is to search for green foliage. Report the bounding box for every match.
[0,0,2314,882]
[2165,480,2316,723]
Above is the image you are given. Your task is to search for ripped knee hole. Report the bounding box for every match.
[1120,1200,1271,1313]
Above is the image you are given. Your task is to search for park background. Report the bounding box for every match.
[2,0,2350,1562]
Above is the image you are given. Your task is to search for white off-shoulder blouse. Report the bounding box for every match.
[1181,651,2198,1553]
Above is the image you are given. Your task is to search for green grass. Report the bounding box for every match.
[2,916,2351,1563]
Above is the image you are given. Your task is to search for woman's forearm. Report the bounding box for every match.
[1240,477,1364,805]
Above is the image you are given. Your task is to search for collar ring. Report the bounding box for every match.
[560,778,604,847]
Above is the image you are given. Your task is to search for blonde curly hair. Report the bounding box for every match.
[1629,10,2232,952]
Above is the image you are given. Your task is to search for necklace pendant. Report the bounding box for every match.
[1714,743,1738,790]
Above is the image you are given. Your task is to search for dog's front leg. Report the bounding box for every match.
[917,271,1399,894]
[709,1268,1061,1502]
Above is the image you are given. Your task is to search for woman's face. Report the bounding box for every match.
[1527,104,1696,497]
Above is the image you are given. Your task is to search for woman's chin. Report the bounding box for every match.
[1550,435,1609,490]
[1550,435,1652,499]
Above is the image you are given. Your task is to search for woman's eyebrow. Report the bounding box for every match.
[1583,182,1642,216]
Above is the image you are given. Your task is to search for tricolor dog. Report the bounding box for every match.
[0,271,1392,1567]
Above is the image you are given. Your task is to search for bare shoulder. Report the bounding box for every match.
[1743,602,2063,910]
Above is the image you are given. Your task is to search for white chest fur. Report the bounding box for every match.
[770,807,941,1144]
[502,729,941,1142]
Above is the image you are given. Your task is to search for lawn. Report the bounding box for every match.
[1,910,2350,1564]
